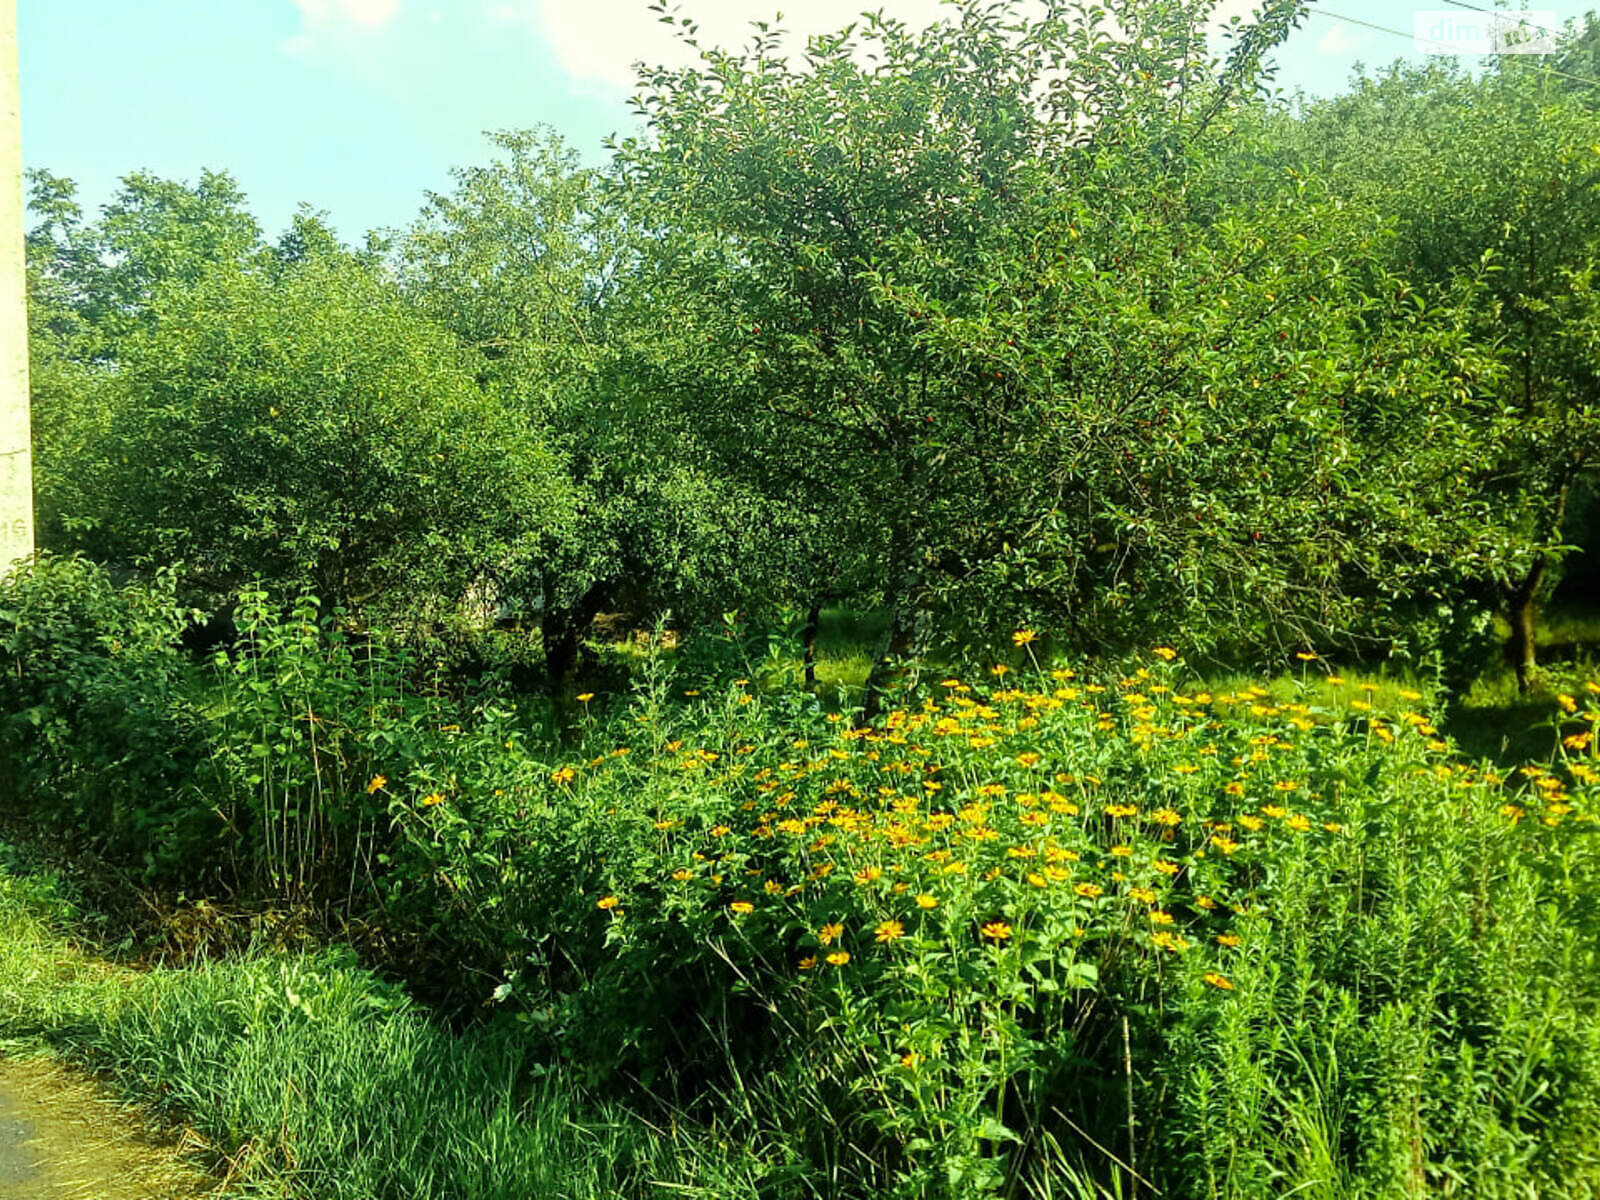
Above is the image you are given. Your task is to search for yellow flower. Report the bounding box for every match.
[421,792,445,807]
[1129,886,1156,905]
[875,920,905,943]
[981,921,1013,941]
[992,664,1010,676]
[1195,895,1218,910]
[1216,934,1241,947]
[596,895,620,910]
[710,825,732,837]
[366,775,387,794]
[1558,694,1578,714]
[1028,872,1049,888]
[1074,882,1104,899]
[798,955,817,970]
[1149,910,1174,925]
[1224,781,1245,797]
[825,951,851,966]
[551,766,576,784]
[1109,844,1133,858]
[1012,629,1038,647]
[1203,972,1235,991]
[729,901,754,915]
[576,692,595,703]
[1152,646,1177,661]
[1295,651,1318,662]
[671,868,692,881]
[818,922,844,946]
[915,893,938,909]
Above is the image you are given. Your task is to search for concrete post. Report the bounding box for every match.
[0,0,31,572]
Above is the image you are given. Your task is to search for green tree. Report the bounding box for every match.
[1290,30,1600,686]
[613,0,1508,703]
[398,129,797,686]
[89,251,573,621]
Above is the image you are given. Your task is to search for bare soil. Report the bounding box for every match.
[0,1056,215,1200]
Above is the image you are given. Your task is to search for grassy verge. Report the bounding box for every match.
[0,850,779,1200]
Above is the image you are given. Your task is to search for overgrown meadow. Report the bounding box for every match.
[4,557,1600,1198]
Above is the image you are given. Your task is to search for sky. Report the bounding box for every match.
[16,1,1598,242]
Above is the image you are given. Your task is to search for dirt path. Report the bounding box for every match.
[0,1056,215,1200]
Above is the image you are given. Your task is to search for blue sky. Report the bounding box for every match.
[17,1,1597,242]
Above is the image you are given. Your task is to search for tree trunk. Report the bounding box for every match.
[801,600,822,687]
[1507,481,1572,694]
[1508,558,1544,694]
[542,582,607,696]
[862,530,931,721]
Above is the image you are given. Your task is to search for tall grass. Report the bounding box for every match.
[0,855,784,1200]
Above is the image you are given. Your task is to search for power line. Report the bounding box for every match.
[1308,5,1600,93]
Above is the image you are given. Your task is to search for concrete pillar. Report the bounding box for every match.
[0,0,30,571]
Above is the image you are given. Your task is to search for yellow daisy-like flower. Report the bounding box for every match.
[1152,646,1178,661]
[798,955,817,970]
[576,692,595,703]
[421,792,445,807]
[729,901,754,916]
[1027,872,1049,888]
[1074,882,1104,899]
[981,921,1013,941]
[875,920,905,943]
[366,774,388,794]
[551,766,576,784]
[1295,651,1318,662]
[1129,886,1157,905]
[1217,934,1241,947]
[1012,629,1038,647]
[1203,972,1235,991]
[818,922,844,946]
[1149,910,1174,926]
[825,951,851,966]
[596,895,620,910]
[914,893,938,909]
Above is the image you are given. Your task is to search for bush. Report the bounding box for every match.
[394,652,1600,1197]
[6,563,1599,1197]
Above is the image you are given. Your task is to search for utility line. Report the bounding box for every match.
[1307,4,1600,93]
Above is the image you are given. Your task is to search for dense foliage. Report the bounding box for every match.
[4,560,1600,1196]
[21,3,1598,687]
[8,3,1600,1198]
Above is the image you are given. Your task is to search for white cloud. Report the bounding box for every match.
[527,0,1273,94]
[531,1,947,91]
[282,0,401,55]
[1316,21,1371,54]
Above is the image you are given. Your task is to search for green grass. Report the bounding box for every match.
[0,850,783,1200]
